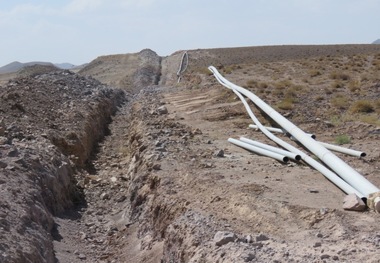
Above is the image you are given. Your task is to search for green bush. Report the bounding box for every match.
[335,134,351,145]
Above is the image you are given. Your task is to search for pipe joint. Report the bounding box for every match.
[367,192,380,213]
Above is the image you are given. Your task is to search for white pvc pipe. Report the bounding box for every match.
[249,124,316,139]
[209,66,379,199]
[177,51,188,76]
[249,124,366,158]
[209,66,366,199]
[318,142,366,158]
[228,138,289,163]
[240,137,301,161]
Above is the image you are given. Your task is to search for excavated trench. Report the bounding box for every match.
[3,47,380,263]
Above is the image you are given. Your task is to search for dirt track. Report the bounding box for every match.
[1,45,380,262]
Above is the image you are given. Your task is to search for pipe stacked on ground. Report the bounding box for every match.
[208,66,380,212]
[249,124,366,158]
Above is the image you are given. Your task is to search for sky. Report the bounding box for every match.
[0,0,379,66]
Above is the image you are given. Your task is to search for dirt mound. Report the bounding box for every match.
[79,49,161,93]
[17,64,59,78]
[0,70,124,262]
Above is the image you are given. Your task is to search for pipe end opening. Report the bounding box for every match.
[295,155,302,161]
[360,152,367,158]
[283,157,289,163]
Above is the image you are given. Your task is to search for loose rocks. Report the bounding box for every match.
[342,194,366,211]
[214,231,237,246]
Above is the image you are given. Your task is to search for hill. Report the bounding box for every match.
[0,61,77,74]
[78,49,161,93]
[373,39,380,44]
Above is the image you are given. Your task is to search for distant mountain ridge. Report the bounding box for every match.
[0,61,77,74]
[373,39,380,44]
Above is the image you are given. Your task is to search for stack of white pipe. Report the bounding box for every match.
[208,65,380,212]
[249,124,366,158]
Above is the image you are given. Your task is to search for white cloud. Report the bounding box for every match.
[118,0,159,8]
[64,0,104,14]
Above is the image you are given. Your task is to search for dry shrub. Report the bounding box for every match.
[348,80,361,92]
[277,98,294,110]
[197,67,213,75]
[246,79,258,88]
[360,114,380,126]
[275,79,293,89]
[315,95,324,101]
[331,81,344,89]
[309,69,321,77]
[329,71,350,81]
[375,99,380,112]
[350,100,374,113]
[331,94,349,109]
[259,82,268,89]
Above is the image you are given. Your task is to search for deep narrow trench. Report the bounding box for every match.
[53,53,164,262]
[53,99,136,262]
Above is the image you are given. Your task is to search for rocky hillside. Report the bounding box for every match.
[79,49,161,93]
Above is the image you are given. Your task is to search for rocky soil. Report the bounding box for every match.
[1,45,380,263]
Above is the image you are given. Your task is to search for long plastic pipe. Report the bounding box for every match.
[209,66,379,199]
[240,137,301,161]
[249,124,316,139]
[177,51,188,76]
[209,66,366,199]
[249,124,366,158]
[228,138,289,163]
[318,142,366,158]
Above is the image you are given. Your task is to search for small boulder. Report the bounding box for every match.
[0,136,8,145]
[343,194,366,211]
[214,231,236,246]
[157,106,168,115]
[255,233,269,242]
[214,149,224,158]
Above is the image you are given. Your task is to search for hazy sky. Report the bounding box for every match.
[0,0,379,66]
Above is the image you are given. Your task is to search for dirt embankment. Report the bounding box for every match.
[79,49,161,93]
[0,70,124,262]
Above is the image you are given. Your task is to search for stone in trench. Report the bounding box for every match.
[0,161,7,169]
[0,136,8,145]
[157,106,168,115]
[255,233,269,242]
[342,194,366,211]
[100,192,109,200]
[214,231,237,246]
[214,149,224,158]
[152,163,161,170]
[0,119,5,136]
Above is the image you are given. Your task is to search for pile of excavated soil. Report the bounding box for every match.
[0,70,124,262]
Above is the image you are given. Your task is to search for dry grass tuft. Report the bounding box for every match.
[329,71,350,81]
[350,100,374,113]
